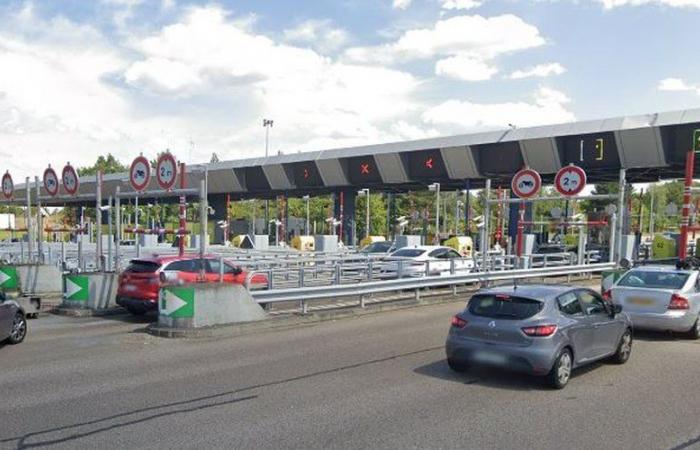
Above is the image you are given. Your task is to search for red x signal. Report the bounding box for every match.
[425,157,434,169]
[360,163,371,175]
[303,168,310,179]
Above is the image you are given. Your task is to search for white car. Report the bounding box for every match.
[380,245,474,278]
[606,265,700,339]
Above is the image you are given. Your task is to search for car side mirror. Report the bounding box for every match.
[233,267,243,275]
[610,304,623,316]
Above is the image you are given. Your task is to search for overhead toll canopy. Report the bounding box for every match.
[7,107,700,205]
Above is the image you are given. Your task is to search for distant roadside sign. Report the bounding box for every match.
[43,166,59,197]
[156,152,178,191]
[130,155,151,192]
[554,164,586,197]
[511,168,541,199]
[2,171,13,199]
[62,163,79,196]
[694,129,700,153]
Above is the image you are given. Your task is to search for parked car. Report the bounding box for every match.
[116,255,268,315]
[359,241,395,256]
[380,246,474,278]
[605,265,700,339]
[445,285,632,389]
[0,293,27,345]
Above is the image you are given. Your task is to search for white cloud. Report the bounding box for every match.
[509,62,566,79]
[658,77,700,94]
[435,55,497,81]
[345,14,545,64]
[441,0,483,10]
[422,87,575,130]
[283,19,350,53]
[393,0,413,9]
[598,0,700,8]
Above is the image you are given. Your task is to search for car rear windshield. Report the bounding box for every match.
[125,260,160,273]
[391,249,425,258]
[468,294,543,320]
[617,270,690,290]
[363,242,392,253]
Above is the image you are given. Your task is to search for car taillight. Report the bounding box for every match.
[668,294,689,310]
[602,289,612,302]
[522,325,558,337]
[451,315,468,328]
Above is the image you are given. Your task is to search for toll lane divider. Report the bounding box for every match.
[249,263,615,305]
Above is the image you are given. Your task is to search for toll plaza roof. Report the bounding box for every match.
[7,107,700,205]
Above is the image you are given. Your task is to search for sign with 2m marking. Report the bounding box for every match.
[554,164,587,197]
[156,153,178,191]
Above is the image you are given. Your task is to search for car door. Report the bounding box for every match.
[556,291,594,366]
[577,289,622,358]
[0,300,15,340]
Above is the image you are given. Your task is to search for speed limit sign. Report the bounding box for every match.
[554,164,587,197]
[511,168,541,199]
[43,165,59,197]
[1,171,13,199]
[62,163,79,196]
[130,155,151,192]
[156,152,178,191]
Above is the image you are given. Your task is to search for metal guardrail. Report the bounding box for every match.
[248,262,615,306]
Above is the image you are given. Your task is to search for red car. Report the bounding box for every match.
[116,254,268,315]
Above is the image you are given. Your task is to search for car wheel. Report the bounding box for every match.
[7,313,27,345]
[546,348,572,389]
[687,317,700,340]
[447,357,469,373]
[611,329,633,364]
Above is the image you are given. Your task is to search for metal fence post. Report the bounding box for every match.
[334,264,341,285]
[219,256,224,282]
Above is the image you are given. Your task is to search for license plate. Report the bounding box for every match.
[627,297,654,306]
[473,351,507,365]
[124,284,137,292]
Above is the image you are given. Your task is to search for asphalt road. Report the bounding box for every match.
[1,301,699,450]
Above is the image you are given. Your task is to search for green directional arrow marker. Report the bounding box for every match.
[64,274,89,301]
[160,286,195,318]
[0,266,18,290]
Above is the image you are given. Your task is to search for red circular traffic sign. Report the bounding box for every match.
[62,163,79,196]
[554,164,587,197]
[2,172,13,199]
[156,152,178,191]
[511,168,542,199]
[130,155,151,192]
[43,166,59,196]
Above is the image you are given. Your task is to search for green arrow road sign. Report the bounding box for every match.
[160,286,195,318]
[64,275,89,301]
[0,266,18,290]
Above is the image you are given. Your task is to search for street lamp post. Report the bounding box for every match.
[428,183,440,244]
[263,119,273,235]
[302,195,310,235]
[358,188,370,240]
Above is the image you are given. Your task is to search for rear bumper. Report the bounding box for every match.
[445,334,558,375]
[626,310,697,333]
[116,296,158,313]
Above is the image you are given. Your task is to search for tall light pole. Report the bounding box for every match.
[263,119,273,236]
[302,195,310,235]
[428,183,440,244]
[358,188,370,240]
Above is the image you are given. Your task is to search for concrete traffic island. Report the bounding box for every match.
[55,272,122,316]
[147,283,268,338]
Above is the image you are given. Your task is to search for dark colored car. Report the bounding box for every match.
[116,254,268,315]
[360,241,395,255]
[0,293,27,345]
[445,285,632,389]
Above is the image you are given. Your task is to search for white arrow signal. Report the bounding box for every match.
[65,278,83,299]
[0,270,10,286]
[161,291,187,316]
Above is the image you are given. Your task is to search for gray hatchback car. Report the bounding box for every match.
[0,294,27,346]
[445,285,632,389]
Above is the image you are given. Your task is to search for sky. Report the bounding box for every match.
[0,0,699,180]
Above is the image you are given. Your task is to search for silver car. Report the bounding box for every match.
[445,285,632,389]
[0,295,27,345]
[607,266,700,339]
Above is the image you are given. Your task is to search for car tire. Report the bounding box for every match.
[447,357,469,373]
[687,317,700,340]
[610,329,633,364]
[546,348,572,389]
[6,312,27,345]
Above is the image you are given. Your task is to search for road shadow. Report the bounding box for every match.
[632,329,691,342]
[414,358,606,392]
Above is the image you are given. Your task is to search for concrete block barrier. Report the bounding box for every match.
[13,264,63,296]
[156,283,267,330]
[61,272,119,310]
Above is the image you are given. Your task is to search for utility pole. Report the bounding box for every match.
[263,119,273,237]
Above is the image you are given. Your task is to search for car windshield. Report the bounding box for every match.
[391,249,425,258]
[617,270,690,290]
[362,242,392,253]
[468,294,543,320]
[125,260,160,273]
